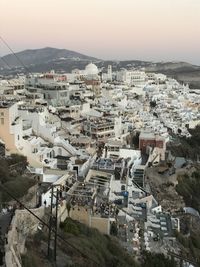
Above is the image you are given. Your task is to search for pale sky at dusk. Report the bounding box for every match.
[1,0,200,64]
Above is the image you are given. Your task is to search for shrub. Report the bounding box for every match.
[1,176,36,202]
[8,153,28,166]
[61,218,80,235]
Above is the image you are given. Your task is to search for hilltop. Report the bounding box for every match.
[0,47,99,73]
[1,47,200,88]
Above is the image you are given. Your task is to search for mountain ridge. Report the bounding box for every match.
[1,47,200,70]
[1,47,200,88]
[0,47,99,69]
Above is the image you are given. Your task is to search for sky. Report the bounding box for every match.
[1,0,200,64]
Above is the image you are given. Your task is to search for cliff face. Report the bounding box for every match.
[5,208,45,267]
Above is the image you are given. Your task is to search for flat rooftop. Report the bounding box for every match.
[140,132,165,141]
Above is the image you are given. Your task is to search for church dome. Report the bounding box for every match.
[85,63,99,75]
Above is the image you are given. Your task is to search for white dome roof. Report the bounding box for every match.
[85,63,98,75]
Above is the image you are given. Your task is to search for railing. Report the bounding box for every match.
[55,138,78,156]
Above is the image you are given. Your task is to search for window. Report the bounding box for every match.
[33,148,38,153]
[0,112,4,116]
[0,118,4,125]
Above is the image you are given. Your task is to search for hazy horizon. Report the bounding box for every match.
[1,0,200,65]
[2,46,200,66]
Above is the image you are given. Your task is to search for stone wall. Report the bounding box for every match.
[4,207,45,267]
[70,206,111,235]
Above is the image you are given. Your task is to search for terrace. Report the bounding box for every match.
[67,170,117,219]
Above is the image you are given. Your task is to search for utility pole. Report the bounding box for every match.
[47,186,54,258]
[47,185,60,263]
[0,183,100,267]
[54,189,59,262]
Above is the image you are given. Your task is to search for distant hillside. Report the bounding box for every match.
[145,62,200,89]
[101,60,200,88]
[0,47,200,88]
[145,61,199,72]
[99,61,200,88]
[0,47,99,73]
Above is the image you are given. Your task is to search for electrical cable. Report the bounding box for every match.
[0,183,100,266]
[0,35,100,266]
[0,36,31,74]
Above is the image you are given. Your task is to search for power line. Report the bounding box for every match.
[0,35,31,74]
[0,183,100,266]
